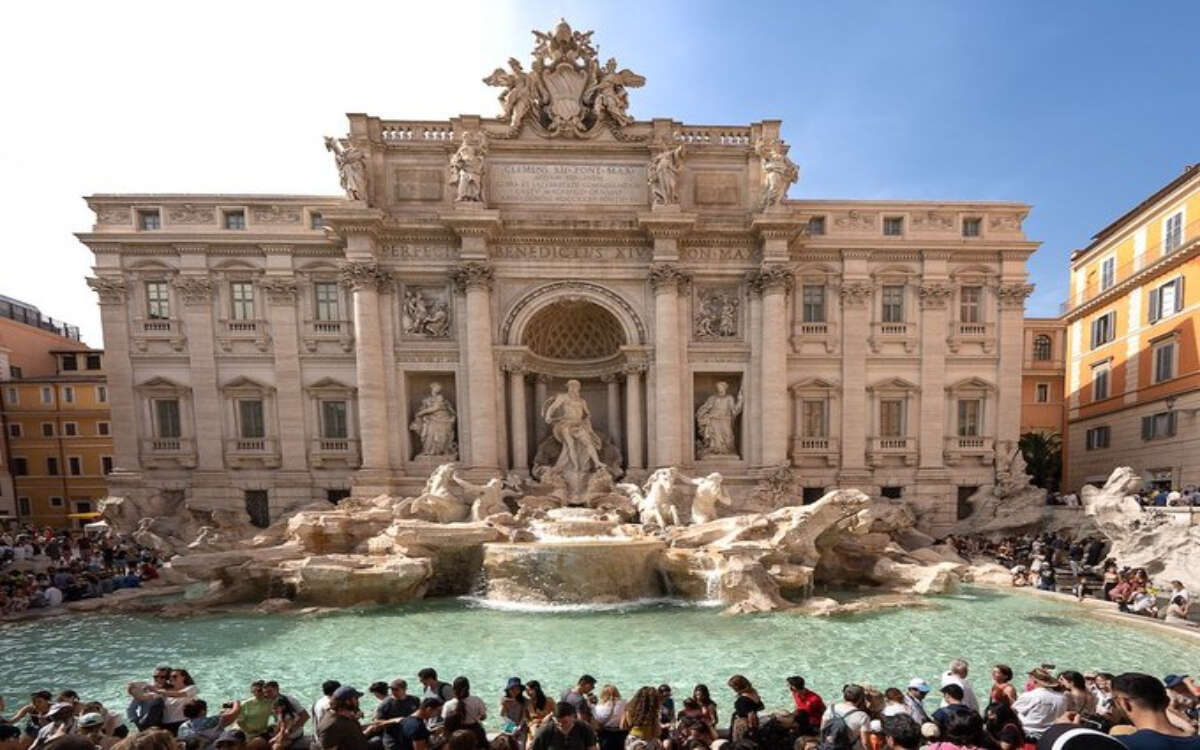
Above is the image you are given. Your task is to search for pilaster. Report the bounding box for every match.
[838,251,873,477]
[340,260,393,482]
[917,279,954,468]
[172,269,223,473]
[451,261,500,470]
[86,277,139,477]
[748,264,794,465]
[996,281,1034,451]
[261,271,307,474]
[648,263,690,467]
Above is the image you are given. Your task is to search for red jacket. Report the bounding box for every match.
[791,689,826,721]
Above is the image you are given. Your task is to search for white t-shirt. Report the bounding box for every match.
[881,703,908,717]
[44,587,63,606]
[820,702,870,750]
[593,700,626,729]
[163,685,199,724]
[939,673,980,714]
[1012,687,1069,735]
[442,695,487,725]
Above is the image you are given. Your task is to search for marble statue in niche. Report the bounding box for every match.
[410,382,457,457]
[543,379,605,475]
[448,131,488,203]
[696,381,743,458]
[402,288,451,338]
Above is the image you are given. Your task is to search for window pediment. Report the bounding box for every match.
[944,376,996,394]
[220,376,275,395]
[135,376,190,395]
[304,377,357,396]
[867,376,919,393]
[790,376,839,394]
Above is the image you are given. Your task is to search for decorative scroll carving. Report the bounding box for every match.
[996,282,1035,308]
[86,276,128,304]
[402,286,451,338]
[694,287,739,339]
[448,131,488,203]
[167,204,214,224]
[451,261,495,293]
[834,211,877,231]
[918,282,955,309]
[252,205,303,224]
[747,264,794,296]
[483,19,644,138]
[754,137,799,211]
[338,262,393,292]
[648,263,691,294]
[911,211,953,231]
[648,144,685,206]
[172,276,216,305]
[323,136,369,202]
[95,206,131,225]
[989,214,1022,232]
[839,281,874,307]
[260,277,299,303]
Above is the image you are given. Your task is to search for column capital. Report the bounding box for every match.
[86,276,128,305]
[497,349,527,374]
[838,280,873,308]
[918,282,955,309]
[996,282,1035,309]
[451,261,495,292]
[747,263,795,296]
[648,263,691,294]
[172,275,217,305]
[338,261,394,292]
[261,276,300,303]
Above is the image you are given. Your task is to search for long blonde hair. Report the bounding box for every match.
[599,684,621,705]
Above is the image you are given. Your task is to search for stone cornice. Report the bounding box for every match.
[751,215,804,242]
[439,210,503,239]
[840,248,873,261]
[637,212,697,240]
[450,261,495,292]
[648,262,692,294]
[259,244,295,255]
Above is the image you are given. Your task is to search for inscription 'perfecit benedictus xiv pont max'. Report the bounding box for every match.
[79,18,1037,537]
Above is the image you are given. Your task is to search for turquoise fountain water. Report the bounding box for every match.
[3,589,1195,729]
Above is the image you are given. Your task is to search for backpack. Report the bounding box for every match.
[817,708,863,750]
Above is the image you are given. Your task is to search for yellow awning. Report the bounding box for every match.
[67,512,103,519]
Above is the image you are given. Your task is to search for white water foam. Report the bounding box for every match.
[458,595,722,613]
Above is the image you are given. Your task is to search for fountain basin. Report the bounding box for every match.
[482,538,666,603]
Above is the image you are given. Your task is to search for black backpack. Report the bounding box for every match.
[817,708,863,750]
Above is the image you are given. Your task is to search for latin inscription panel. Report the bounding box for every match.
[489,162,647,205]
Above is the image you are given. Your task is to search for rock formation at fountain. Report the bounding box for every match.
[98,461,991,615]
[1082,466,1200,593]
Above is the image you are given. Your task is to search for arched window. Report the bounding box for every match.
[1032,334,1052,361]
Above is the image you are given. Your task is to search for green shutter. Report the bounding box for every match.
[1141,415,1153,440]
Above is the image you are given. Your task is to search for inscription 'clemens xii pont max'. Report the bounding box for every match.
[489,163,647,205]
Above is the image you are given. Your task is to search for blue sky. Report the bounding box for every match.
[3,0,1197,342]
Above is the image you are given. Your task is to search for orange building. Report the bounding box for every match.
[1021,317,1066,438]
[1063,163,1200,490]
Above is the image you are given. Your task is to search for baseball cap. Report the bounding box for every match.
[332,685,363,700]
[215,730,246,746]
[78,713,105,729]
[506,677,524,691]
[1163,674,1187,688]
[907,678,930,693]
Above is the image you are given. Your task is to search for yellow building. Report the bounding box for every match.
[1,350,113,528]
[1064,163,1200,490]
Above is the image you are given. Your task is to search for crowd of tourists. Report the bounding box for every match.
[2,660,1198,750]
[0,525,160,615]
[1044,485,1200,508]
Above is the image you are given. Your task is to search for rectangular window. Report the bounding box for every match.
[238,399,266,438]
[13,458,28,476]
[314,282,340,321]
[47,457,59,476]
[879,399,904,437]
[86,354,102,370]
[310,212,324,229]
[1100,257,1115,290]
[75,501,92,515]
[97,386,108,403]
[154,399,182,438]
[63,386,74,404]
[230,282,255,320]
[807,216,826,236]
[61,354,77,371]
[1035,383,1049,403]
[1147,276,1184,323]
[64,422,77,437]
[6,423,19,438]
[1092,363,1110,401]
[41,386,53,404]
[97,421,110,436]
[146,281,171,319]
[883,216,904,236]
[801,285,825,323]
[49,496,64,508]
[321,400,349,439]
[881,285,905,323]
[960,286,982,323]
[68,456,82,476]
[101,456,114,475]
[9,366,21,379]
[223,209,246,230]
[17,497,31,516]
[1090,311,1116,348]
[1142,411,1178,441]
[1085,426,1111,451]
[962,218,981,237]
[41,422,54,437]
[1164,211,1183,253]
[957,399,981,437]
[1153,340,1176,383]
[138,209,161,230]
[5,387,16,404]
[802,400,827,438]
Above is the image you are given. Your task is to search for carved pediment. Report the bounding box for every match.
[135,376,190,393]
[790,376,839,392]
[945,376,996,393]
[220,376,275,394]
[304,377,357,395]
[867,376,920,393]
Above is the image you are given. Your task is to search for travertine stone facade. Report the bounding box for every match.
[78,22,1037,533]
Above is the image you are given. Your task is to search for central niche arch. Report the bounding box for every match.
[523,300,625,360]
[502,281,646,350]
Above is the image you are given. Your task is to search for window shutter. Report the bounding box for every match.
[1148,287,1159,323]
[1090,320,1097,348]
[1141,415,1153,440]
[1167,410,1177,437]
[1175,277,1185,312]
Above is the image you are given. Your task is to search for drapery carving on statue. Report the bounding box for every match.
[448,131,488,203]
[694,287,739,339]
[402,287,451,338]
[754,137,799,211]
[450,261,494,293]
[323,135,369,202]
[648,263,691,294]
[409,382,458,458]
[483,19,644,138]
[648,143,685,206]
[338,262,393,292]
[696,381,743,459]
[172,276,217,305]
[87,276,129,304]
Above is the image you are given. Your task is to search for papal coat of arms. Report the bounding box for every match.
[483,19,646,138]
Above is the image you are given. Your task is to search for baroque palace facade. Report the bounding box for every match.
[79,22,1037,533]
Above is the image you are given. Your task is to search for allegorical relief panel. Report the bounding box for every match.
[401,285,452,339]
[393,168,446,201]
[693,286,740,340]
[488,162,647,205]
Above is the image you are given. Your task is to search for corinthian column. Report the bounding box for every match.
[501,355,529,473]
[452,262,499,470]
[623,362,645,471]
[649,263,690,467]
[340,261,392,472]
[751,264,794,465]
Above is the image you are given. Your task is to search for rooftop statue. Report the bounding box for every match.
[755,136,800,210]
[323,136,369,202]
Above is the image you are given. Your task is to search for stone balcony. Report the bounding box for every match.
[224,437,281,468]
[132,318,186,352]
[867,436,917,466]
[140,437,197,468]
[868,321,917,353]
[301,319,355,353]
[791,321,838,354]
[217,319,271,353]
[310,437,361,468]
[943,435,995,465]
[947,321,996,353]
[790,436,839,466]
